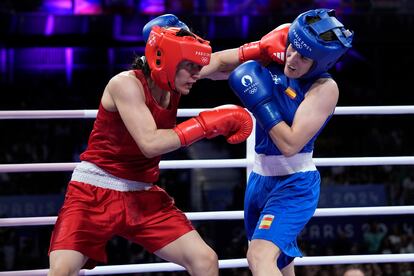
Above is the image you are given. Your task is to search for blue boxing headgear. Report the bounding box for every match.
[288,9,353,79]
[142,14,189,42]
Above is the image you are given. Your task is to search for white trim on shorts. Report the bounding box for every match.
[71,161,153,192]
[253,152,316,176]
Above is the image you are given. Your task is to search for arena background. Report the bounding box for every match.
[1,0,414,275]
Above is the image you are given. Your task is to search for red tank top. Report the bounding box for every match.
[80,70,180,182]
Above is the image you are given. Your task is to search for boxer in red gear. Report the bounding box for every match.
[48,15,252,276]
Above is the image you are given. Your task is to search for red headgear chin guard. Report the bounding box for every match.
[145,26,212,92]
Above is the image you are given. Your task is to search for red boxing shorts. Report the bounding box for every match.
[49,181,194,269]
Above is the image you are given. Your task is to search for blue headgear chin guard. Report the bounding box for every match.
[288,9,354,79]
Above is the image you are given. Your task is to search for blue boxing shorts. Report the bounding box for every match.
[244,170,320,269]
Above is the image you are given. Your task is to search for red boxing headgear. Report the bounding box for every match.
[145,26,212,92]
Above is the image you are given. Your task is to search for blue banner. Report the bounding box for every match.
[318,184,387,207]
[300,215,414,243]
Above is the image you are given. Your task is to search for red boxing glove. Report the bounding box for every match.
[173,105,253,147]
[238,23,290,65]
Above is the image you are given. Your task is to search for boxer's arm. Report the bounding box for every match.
[105,73,182,158]
[268,78,339,156]
[106,73,252,157]
[200,48,240,80]
[200,24,289,80]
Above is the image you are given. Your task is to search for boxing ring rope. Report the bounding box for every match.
[2,254,414,276]
[1,105,414,275]
[2,206,414,227]
[1,105,414,119]
[2,156,414,173]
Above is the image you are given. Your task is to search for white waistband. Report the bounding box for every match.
[253,152,316,176]
[71,161,153,192]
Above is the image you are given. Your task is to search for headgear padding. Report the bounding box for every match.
[145,26,212,92]
[288,9,354,79]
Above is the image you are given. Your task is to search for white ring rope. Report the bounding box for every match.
[0,110,98,119]
[333,105,414,115]
[2,254,414,276]
[1,156,414,173]
[1,206,414,227]
[1,106,414,173]
[1,105,414,119]
[0,159,247,173]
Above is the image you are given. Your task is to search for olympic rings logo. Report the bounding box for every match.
[201,57,209,64]
[248,86,257,94]
[293,39,302,49]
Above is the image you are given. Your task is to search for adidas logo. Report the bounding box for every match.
[273,52,285,62]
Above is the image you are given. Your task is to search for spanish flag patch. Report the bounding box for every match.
[284,87,297,99]
[259,214,274,229]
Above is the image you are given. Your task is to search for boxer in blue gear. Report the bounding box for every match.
[230,61,328,272]
[227,8,353,276]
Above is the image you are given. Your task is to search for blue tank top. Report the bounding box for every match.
[255,64,332,155]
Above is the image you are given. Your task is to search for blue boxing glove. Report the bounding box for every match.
[229,60,282,132]
[142,14,189,42]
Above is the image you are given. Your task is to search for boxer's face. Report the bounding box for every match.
[284,44,314,79]
[174,60,203,94]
